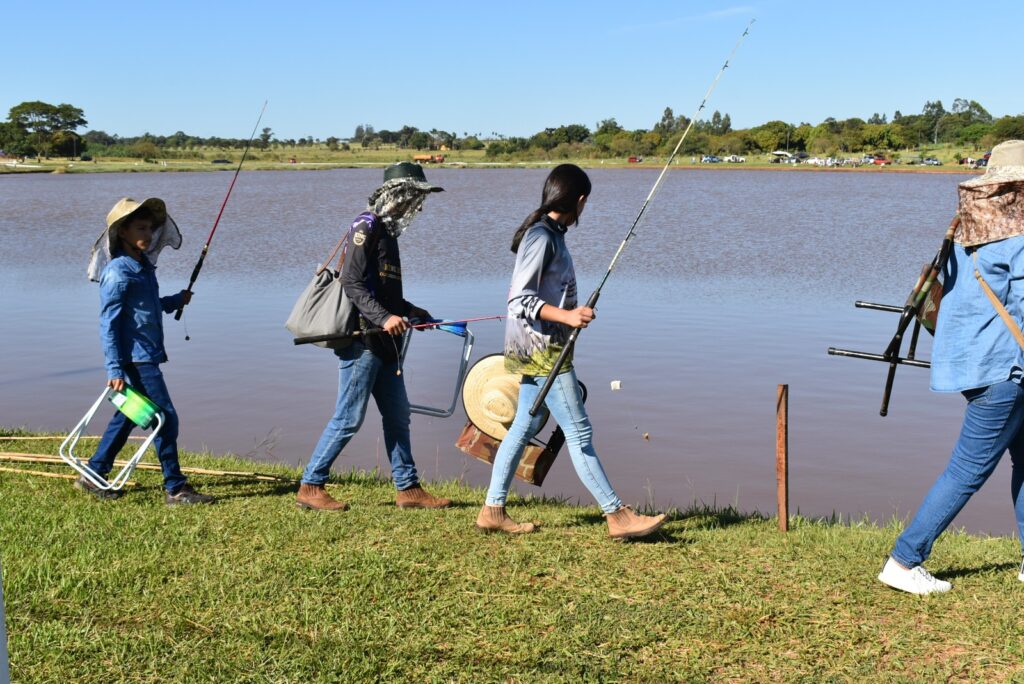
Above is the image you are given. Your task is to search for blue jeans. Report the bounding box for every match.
[892,380,1024,567]
[302,342,419,490]
[87,362,188,493]
[485,370,622,513]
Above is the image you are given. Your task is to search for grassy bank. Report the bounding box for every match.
[1,142,986,175]
[2,430,1022,682]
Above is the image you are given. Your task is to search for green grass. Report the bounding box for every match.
[1,141,988,175]
[2,430,1023,682]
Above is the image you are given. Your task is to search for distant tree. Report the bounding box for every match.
[867,112,887,125]
[259,127,273,149]
[131,140,159,159]
[8,101,86,157]
[992,115,1024,142]
[460,135,485,150]
[354,124,365,141]
[50,130,85,157]
[653,107,677,135]
[409,131,431,149]
[325,136,340,151]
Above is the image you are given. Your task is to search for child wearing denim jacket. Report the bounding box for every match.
[80,197,214,505]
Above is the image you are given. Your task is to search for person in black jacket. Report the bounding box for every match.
[297,163,452,511]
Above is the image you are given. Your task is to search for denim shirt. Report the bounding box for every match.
[99,253,184,380]
[931,236,1024,392]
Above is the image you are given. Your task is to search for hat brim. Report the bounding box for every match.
[959,165,1024,188]
[462,354,547,440]
[384,178,444,193]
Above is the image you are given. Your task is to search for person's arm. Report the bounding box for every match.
[538,302,594,329]
[507,227,592,328]
[340,219,406,334]
[160,289,191,313]
[98,268,129,388]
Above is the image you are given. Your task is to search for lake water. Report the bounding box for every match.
[2,167,1017,535]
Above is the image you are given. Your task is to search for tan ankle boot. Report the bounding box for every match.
[475,505,537,534]
[395,484,451,509]
[606,506,666,540]
[296,483,349,511]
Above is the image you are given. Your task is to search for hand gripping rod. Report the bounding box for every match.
[174,101,268,322]
[529,19,755,416]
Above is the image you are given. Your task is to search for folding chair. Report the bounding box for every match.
[59,385,164,490]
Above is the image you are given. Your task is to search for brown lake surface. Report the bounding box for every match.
[2,167,1016,535]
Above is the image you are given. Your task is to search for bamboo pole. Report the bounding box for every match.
[0,452,294,483]
[776,384,789,532]
[0,435,144,441]
[0,466,130,483]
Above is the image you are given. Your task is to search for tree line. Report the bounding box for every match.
[2,99,1023,161]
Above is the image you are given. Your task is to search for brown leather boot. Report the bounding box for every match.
[395,484,451,509]
[296,483,349,511]
[606,506,666,540]
[475,504,537,534]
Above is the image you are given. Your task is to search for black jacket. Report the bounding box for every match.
[340,211,413,360]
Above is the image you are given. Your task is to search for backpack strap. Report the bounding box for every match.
[972,250,1024,350]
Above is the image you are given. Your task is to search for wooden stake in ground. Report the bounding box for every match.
[776,384,789,532]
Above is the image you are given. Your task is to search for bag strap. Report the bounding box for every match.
[972,250,1024,350]
[316,236,347,275]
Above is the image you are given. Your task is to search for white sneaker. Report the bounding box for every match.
[877,557,952,595]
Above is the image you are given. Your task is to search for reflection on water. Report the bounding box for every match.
[4,168,1016,535]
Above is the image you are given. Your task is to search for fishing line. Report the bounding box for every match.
[176,100,268,336]
[529,19,755,416]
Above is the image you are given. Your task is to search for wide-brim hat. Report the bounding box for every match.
[462,354,547,440]
[960,140,1024,188]
[87,197,182,281]
[381,162,444,193]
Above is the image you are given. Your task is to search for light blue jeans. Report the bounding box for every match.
[892,380,1024,567]
[302,342,419,490]
[485,370,622,513]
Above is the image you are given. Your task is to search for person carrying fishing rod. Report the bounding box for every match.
[878,140,1024,595]
[296,163,452,512]
[475,164,666,538]
[80,198,215,504]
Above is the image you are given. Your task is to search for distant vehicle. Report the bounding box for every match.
[840,158,861,167]
[723,154,745,163]
[79,154,92,162]
[700,155,721,163]
[211,159,231,164]
[628,155,643,163]
[976,158,988,167]
[922,157,942,166]
[413,154,445,163]
[872,157,892,166]
[806,157,826,166]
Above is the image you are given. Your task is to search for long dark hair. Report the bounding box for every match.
[511,163,592,252]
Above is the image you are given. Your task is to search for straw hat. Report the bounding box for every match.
[960,140,1024,188]
[87,197,182,281]
[462,354,547,440]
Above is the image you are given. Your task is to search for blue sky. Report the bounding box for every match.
[3,0,1021,139]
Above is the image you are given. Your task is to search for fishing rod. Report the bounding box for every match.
[828,215,958,416]
[528,19,755,416]
[292,315,505,346]
[175,100,268,329]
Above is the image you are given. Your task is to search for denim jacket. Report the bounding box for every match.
[99,253,184,380]
[931,236,1024,392]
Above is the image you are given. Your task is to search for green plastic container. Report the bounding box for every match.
[108,386,160,429]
